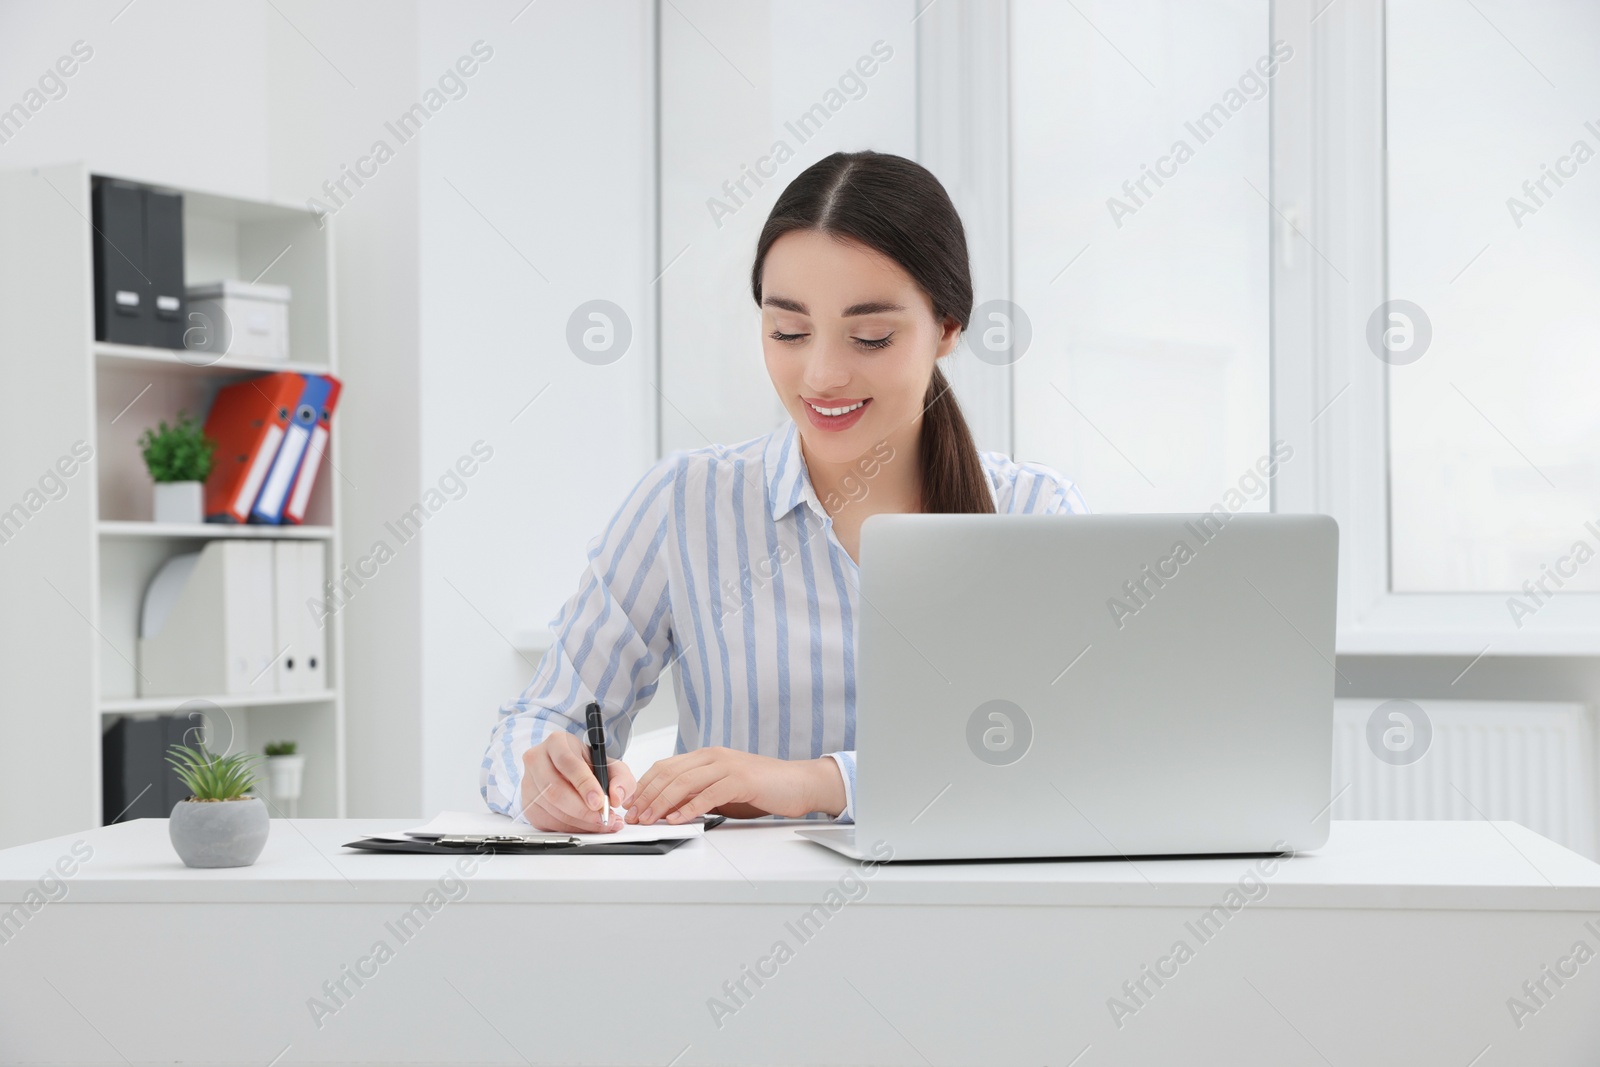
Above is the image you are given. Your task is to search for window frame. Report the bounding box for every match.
[1268,0,1600,655]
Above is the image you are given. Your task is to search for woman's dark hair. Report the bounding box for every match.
[750,150,994,515]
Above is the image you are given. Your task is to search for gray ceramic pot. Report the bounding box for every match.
[168,796,270,868]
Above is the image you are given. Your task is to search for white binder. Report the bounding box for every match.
[297,541,328,692]
[138,541,278,697]
[272,541,327,693]
[272,541,300,692]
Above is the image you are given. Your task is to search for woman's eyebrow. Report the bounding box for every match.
[763,295,808,314]
[841,300,906,317]
[762,296,907,317]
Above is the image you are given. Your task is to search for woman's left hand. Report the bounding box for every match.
[627,748,845,824]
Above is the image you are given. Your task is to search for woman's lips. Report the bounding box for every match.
[802,396,871,432]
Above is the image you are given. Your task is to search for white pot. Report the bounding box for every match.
[266,754,306,802]
[153,480,204,525]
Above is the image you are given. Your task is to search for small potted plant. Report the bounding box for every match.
[166,744,270,868]
[138,411,216,525]
[264,740,305,817]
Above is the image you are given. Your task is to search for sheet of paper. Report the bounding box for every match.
[394,809,707,844]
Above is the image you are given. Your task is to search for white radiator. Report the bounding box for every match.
[1331,699,1598,859]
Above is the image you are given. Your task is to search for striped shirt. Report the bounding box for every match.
[480,417,1090,823]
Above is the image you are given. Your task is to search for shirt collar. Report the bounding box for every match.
[765,419,1012,520]
[764,419,825,521]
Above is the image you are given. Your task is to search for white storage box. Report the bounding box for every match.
[185,280,291,362]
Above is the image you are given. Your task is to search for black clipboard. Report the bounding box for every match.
[342,815,725,856]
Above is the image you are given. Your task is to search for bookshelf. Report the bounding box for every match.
[95,340,335,378]
[98,520,334,540]
[0,163,347,847]
[99,691,339,715]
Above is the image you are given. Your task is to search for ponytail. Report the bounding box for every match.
[919,365,995,514]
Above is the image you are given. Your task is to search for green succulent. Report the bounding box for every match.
[166,744,262,801]
[138,411,216,483]
[264,740,298,757]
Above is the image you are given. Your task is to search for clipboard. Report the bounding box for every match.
[342,815,726,856]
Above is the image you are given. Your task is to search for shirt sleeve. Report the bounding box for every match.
[480,459,679,822]
[823,751,856,823]
[1051,476,1091,515]
[1014,461,1091,516]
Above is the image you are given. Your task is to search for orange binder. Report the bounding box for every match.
[202,372,305,524]
[283,373,342,525]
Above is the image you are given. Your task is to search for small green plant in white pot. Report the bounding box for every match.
[166,744,270,868]
[139,411,216,525]
[264,740,305,818]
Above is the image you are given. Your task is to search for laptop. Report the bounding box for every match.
[797,513,1338,862]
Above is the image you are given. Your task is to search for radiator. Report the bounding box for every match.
[1331,699,1598,859]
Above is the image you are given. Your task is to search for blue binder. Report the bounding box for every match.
[250,374,331,524]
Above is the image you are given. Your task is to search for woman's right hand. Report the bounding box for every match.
[519,731,636,832]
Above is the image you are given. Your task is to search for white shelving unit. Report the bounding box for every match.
[99,691,339,715]
[98,520,334,540]
[0,163,346,846]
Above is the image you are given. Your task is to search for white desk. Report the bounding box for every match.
[2,818,1599,1066]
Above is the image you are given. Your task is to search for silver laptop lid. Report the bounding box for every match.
[853,513,1337,860]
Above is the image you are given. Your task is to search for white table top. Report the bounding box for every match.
[4,818,1598,911]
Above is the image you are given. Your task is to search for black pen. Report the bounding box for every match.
[585,700,611,826]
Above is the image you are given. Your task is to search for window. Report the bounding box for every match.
[1385,0,1600,593]
[1011,0,1275,512]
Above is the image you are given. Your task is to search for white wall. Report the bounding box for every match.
[0,0,657,819]
[415,0,657,816]
[0,1,272,192]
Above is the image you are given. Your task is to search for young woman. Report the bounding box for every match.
[481,150,1088,831]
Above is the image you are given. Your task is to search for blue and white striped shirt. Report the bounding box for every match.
[480,418,1089,823]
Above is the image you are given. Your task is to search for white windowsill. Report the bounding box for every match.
[1339,592,1600,656]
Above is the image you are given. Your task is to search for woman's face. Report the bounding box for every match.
[760,229,961,467]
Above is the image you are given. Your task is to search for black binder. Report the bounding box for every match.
[91,176,185,348]
[101,716,167,823]
[102,714,199,824]
[92,177,149,346]
[143,187,186,349]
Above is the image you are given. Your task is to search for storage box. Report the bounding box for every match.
[185,280,291,362]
